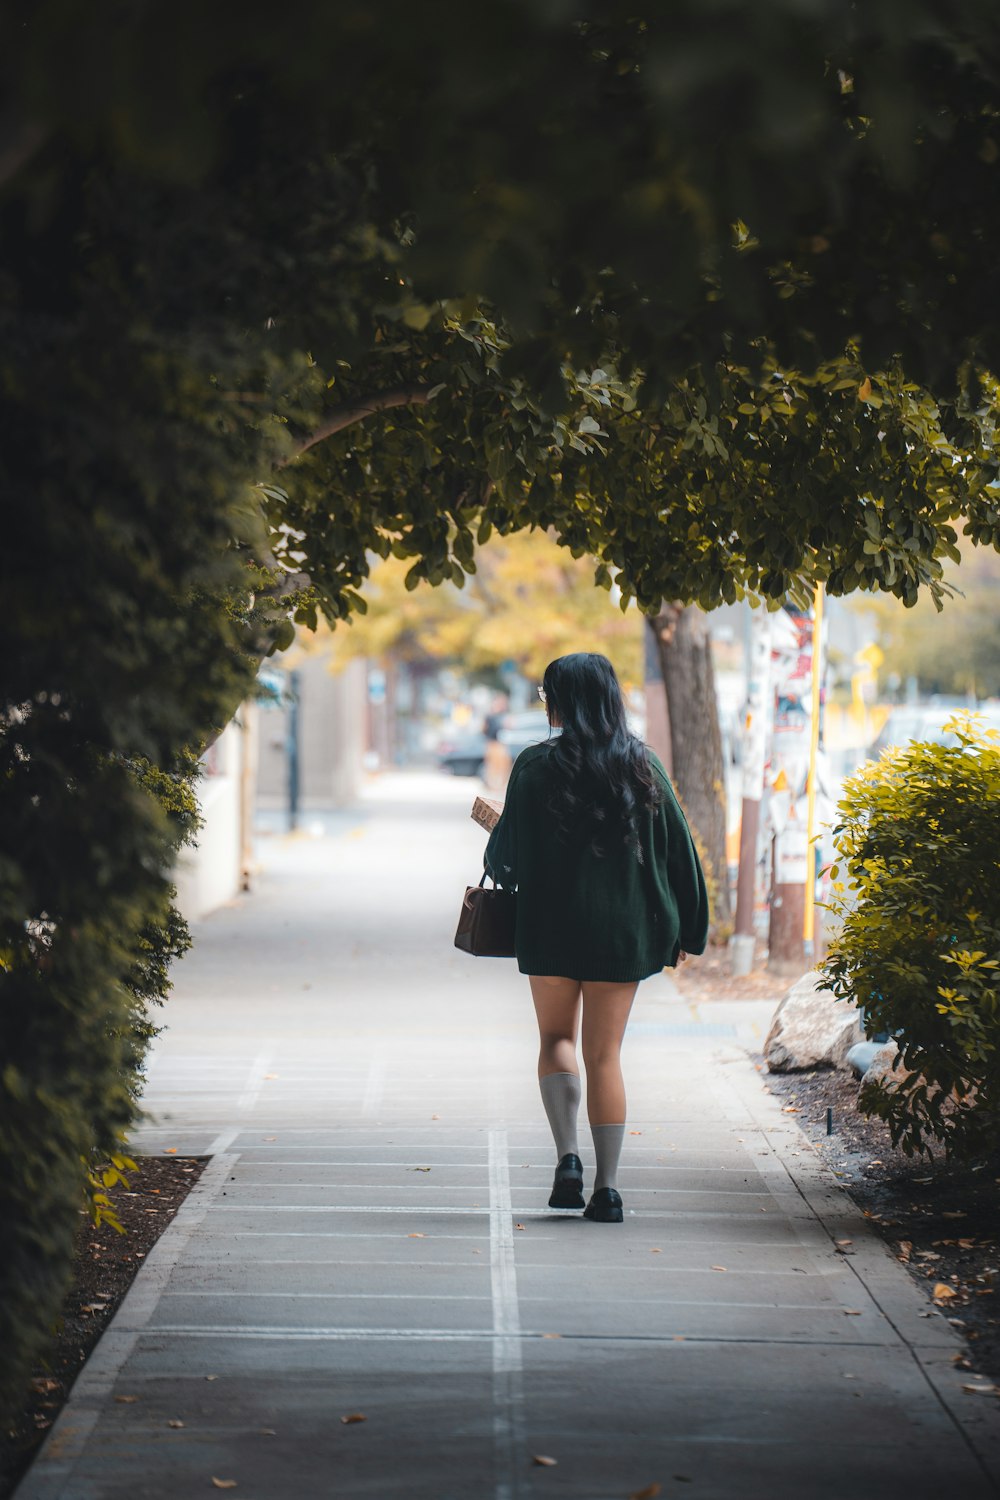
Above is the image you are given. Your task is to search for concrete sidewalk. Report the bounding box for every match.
[18,773,1000,1499]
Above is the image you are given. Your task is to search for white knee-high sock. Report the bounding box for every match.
[591,1123,626,1192]
[539,1072,581,1159]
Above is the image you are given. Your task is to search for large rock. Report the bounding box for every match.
[764,971,864,1073]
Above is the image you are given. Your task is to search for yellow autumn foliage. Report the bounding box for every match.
[298,531,643,685]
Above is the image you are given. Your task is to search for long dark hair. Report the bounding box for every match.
[542,652,659,857]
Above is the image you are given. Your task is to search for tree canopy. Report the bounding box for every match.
[8,0,1000,389]
[275,322,1000,628]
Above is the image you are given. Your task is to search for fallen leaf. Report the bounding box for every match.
[629,1130,642,1136]
[211,1482,237,1491]
[531,1455,557,1467]
[431,1114,440,1120]
[962,1384,999,1396]
[163,1147,177,1155]
[630,1486,662,1500]
[410,1167,432,1173]
[844,1309,862,1317]
[515,1223,526,1231]
[942,1211,967,1220]
[204,1375,218,1382]
[781,1106,800,1114]
[835,1239,853,1248]
[167,1419,185,1429]
[541,1333,562,1339]
[263,1073,278,1079]
[472,1249,482,1255]
[710,1265,727,1273]
[260,1428,276,1436]
[30,1377,61,1394]
[407,1233,425,1239]
[933,1283,958,1302]
[650,1248,663,1254]
[958,1239,976,1250]
[114,1395,138,1404]
[341,1413,367,1425]
[263,1136,276,1142]
[80,1304,108,1314]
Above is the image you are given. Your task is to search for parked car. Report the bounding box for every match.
[867,703,1000,758]
[437,710,555,777]
[437,727,488,777]
[497,710,555,760]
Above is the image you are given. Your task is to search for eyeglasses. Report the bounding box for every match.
[537,685,547,704]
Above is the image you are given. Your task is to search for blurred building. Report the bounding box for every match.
[174,711,256,922]
[256,654,368,811]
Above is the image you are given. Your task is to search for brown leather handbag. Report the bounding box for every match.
[454,872,517,958]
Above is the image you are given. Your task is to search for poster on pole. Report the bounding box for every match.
[766,604,828,887]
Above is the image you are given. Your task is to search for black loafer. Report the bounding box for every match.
[548,1153,585,1209]
[583,1187,623,1223]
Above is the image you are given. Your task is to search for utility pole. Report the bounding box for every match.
[803,585,825,965]
[767,600,825,973]
[287,668,301,833]
[731,609,773,975]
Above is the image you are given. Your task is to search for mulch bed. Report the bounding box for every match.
[763,1065,1000,1386]
[1,1156,207,1500]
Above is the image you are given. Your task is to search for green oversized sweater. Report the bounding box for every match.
[484,741,709,982]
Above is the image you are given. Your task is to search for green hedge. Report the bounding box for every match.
[823,716,1000,1158]
[0,270,263,1411]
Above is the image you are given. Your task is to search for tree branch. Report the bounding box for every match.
[278,385,437,466]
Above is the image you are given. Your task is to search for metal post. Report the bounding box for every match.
[287,668,301,833]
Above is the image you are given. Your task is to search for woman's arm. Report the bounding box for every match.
[484,763,523,890]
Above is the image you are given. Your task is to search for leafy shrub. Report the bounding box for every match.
[822,715,1000,1158]
[0,195,264,1409]
[0,750,212,1414]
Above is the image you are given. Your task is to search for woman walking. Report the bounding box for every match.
[484,652,709,1223]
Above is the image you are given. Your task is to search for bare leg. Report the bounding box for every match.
[529,975,582,1079]
[580,980,638,1124]
[529,977,584,1182]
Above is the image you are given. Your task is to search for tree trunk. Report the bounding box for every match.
[647,608,732,932]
